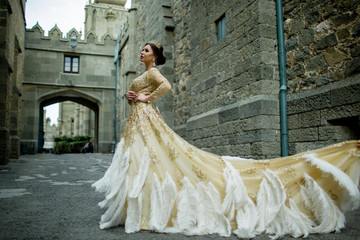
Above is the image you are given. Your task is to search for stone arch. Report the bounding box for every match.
[38,89,101,152]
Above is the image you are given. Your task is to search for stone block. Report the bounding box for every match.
[319,126,356,141]
[186,111,219,131]
[299,28,315,47]
[297,110,321,128]
[287,63,305,80]
[345,57,360,77]
[336,28,350,41]
[330,82,360,107]
[219,106,240,124]
[288,127,319,142]
[306,55,327,72]
[321,102,360,125]
[258,24,277,40]
[229,143,252,157]
[288,18,305,36]
[294,47,310,62]
[332,12,358,27]
[324,47,347,66]
[250,65,275,81]
[285,37,298,51]
[252,38,276,53]
[288,113,299,130]
[250,141,281,157]
[289,141,329,155]
[249,80,279,95]
[305,9,319,26]
[288,89,331,114]
[313,33,338,50]
[350,44,360,58]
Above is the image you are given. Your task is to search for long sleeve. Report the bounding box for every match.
[148,68,171,100]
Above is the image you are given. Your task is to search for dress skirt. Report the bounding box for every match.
[92,101,360,238]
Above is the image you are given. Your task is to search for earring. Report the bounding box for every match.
[153,58,156,67]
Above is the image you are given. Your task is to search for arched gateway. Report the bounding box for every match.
[22,23,119,154]
[38,89,100,153]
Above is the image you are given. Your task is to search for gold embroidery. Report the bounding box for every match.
[168,144,177,161]
[192,164,207,181]
[175,169,184,187]
[129,68,171,101]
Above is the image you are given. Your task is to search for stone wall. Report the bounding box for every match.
[179,0,281,159]
[284,0,360,93]
[171,0,192,134]
[114,0,359,158]
[284,0,360,153]
[0,0,26,164]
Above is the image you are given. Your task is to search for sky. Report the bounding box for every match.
[25,0,130,125]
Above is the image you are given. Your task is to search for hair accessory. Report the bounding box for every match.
[150,40,161,49]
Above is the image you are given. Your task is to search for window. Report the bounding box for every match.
[64,56,79,73]
[216,15,226,41]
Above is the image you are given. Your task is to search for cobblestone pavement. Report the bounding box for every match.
[0,153,359,240]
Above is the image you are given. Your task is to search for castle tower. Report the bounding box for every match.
[85,0,128,41]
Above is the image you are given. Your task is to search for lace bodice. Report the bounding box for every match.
[130,68,171,100]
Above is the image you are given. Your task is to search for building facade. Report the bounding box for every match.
[21,0,128,154]
[115,0,360,159]
[0,0,26,164]
[1,0,358,162]
[57,101,95,138]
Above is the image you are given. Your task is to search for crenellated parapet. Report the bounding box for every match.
[25,23,117,55]
[27,22,116,44]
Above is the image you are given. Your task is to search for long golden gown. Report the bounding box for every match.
[92,68,360,238]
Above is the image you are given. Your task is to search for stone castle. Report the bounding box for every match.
[1,0,359,164]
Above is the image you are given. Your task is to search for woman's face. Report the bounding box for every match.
[140,44,156,65]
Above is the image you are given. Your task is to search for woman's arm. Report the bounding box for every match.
[148,69,171,100]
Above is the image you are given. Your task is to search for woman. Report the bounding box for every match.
[92,41,360,238]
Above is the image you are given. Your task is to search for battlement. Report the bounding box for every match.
[25,23,117,56]
[26,23,116,45]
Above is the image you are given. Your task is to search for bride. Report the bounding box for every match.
[92,40,360,238]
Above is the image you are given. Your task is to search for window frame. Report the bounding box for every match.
[216,14,226,41]
[64,55,80,74]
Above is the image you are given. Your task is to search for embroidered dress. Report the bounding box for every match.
[92,67,360,238]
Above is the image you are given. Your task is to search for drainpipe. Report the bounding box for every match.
[276,0,289,157]
[112,27,121,154]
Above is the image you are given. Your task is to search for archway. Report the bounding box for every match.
[38,90,100,153]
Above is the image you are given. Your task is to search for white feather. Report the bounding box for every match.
[125,192,143,233]
[129,148,150,198]
[301,173,345,233]
[303,153,360,211]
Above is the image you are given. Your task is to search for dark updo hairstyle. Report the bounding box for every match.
[145,42,166,65]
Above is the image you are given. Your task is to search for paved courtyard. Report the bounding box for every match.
[0,153,359,240]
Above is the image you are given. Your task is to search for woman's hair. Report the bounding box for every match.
[145,42,166,65]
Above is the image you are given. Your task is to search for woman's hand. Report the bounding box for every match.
[134,93,153,103]
[126,91,138,102]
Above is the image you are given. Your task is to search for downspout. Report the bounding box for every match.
[112,57,118,153]
[276,0,289,156]
[112,27,121,153]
